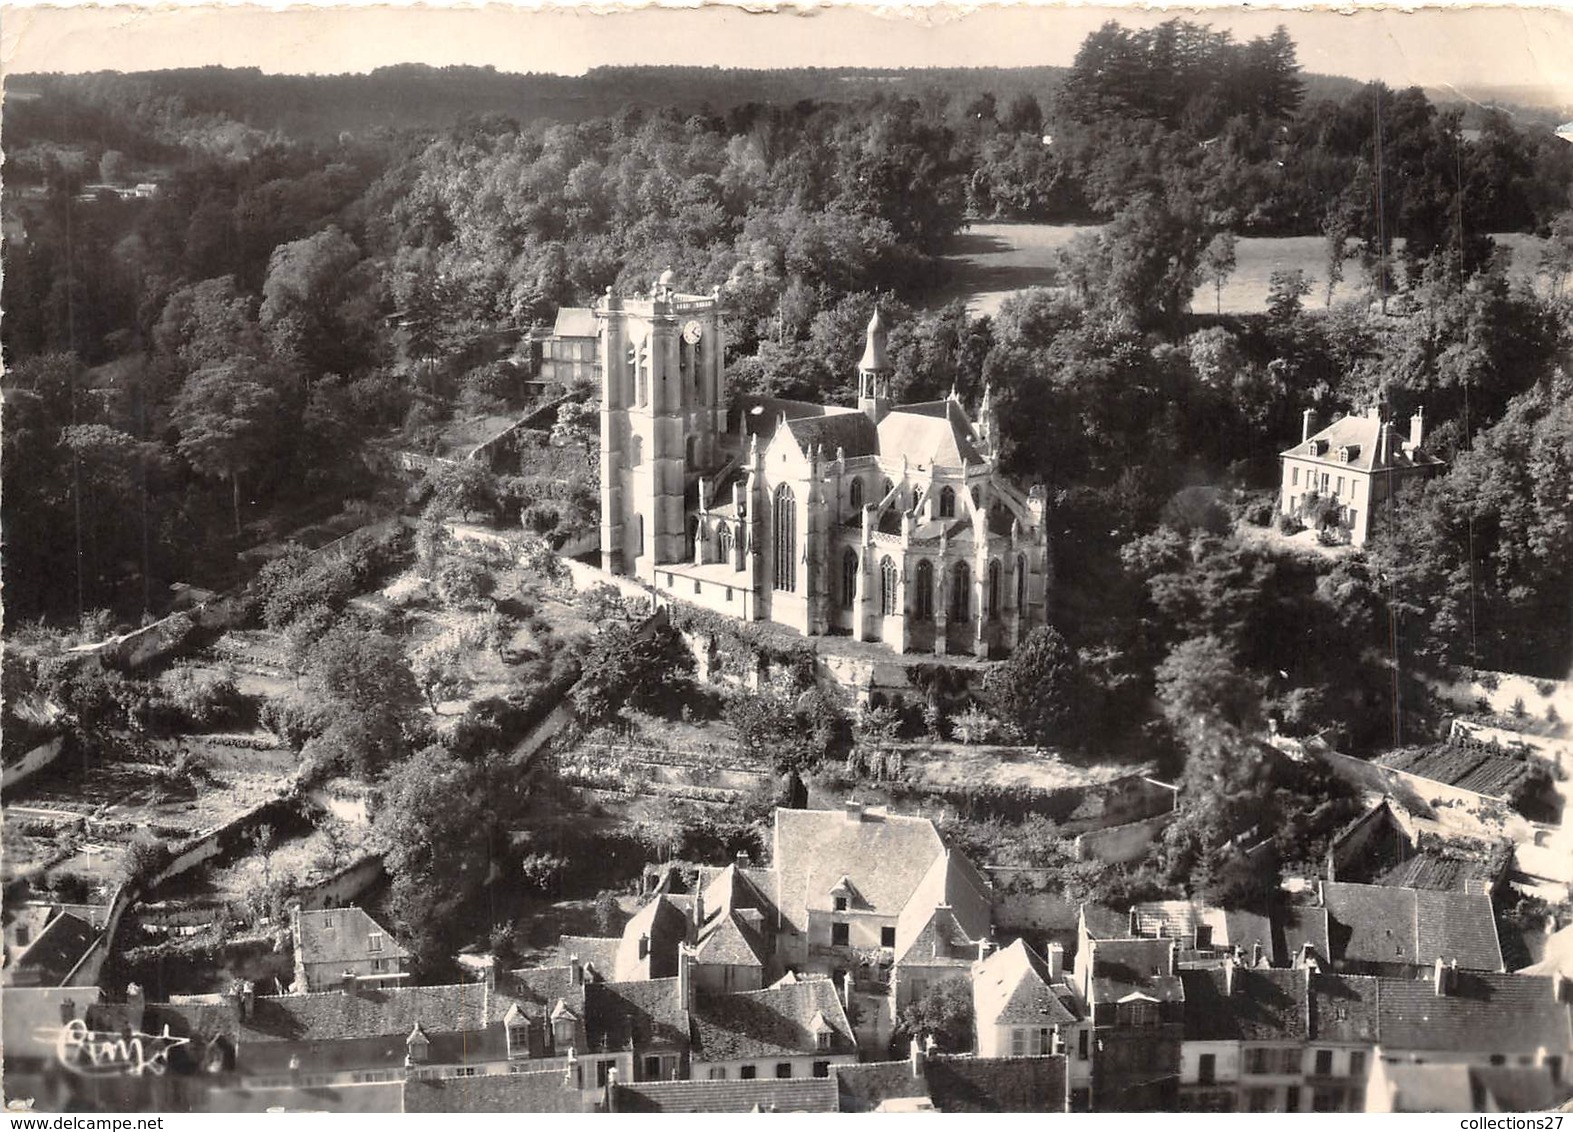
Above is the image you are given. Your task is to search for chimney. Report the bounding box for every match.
[735,850,750,869]
[844,800,865,823]
[677,942,693,1011]
[1433,956,1452,996]
[693,890,706,935]
[60,998,77,1026]
[909,1036,925,1078]
[341,970,359,996]
[241,980,256,1021]
[1251,941,1263,968]
[842,970,855,1007]
[605,1065,619,1113]
[1552,972,1568,1004]
[1224,956,1238,997]
[638,933,649,961]
[1045,942,1065,982]
[483,956,498,992]
[569,955,583,987]
[1409,407,1424,450]
[125,982,146,1034]
[1302,408,1316,443]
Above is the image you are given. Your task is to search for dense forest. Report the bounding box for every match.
[5,21,1573,694]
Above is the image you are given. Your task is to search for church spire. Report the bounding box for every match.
[857,308,892,424]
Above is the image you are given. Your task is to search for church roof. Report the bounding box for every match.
[784,412,878,458]
[858,309,890,372]
[877,401,984,468]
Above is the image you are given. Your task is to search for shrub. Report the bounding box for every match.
[438,557,495,608]
[123,833,174,889]
[1277,514,1304,536]
[1243,499,1276,527]
[1536,680,1557,698]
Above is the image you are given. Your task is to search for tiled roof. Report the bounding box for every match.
[1308,973,1381,1045]
[784,412,878,460]
[772,807,945,936]
[557,935,620,979]
[1179,967,1309,1043]
[734,396,844,446]
[877,401,984,468]
[1277,905,1331,968]
[10,911,96,986]
[973,940,1081,1028]
[551,307,598,339]
[583,977,689,1054]
[691,977,855,1063]
[1376,971,1573,1055]
[1280,411,1443,472]
[1079,903,1132,941]
[1323,882,1504,972]
[1372,852,1497,893]
[611,1077,839,1113]
[612,895,690,980]
[205,1081,406,1113]
[693,913,766,968]
[894,849,992,965]
[836,1055,1068,1114]
[1087,938,1183,1005]
[404,1069,587,1113]
[296,907,409,969]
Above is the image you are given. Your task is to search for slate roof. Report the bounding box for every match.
[611,1077,839,1113]
[877,401,984,468]
[1086,938,1183,1006]
[404,1069,588,1113]
[1179,967,1309,1043]
[1322,881,1504,972]
[551,307,598,339]
[1307,973,1381,1045]
[772,807,945,936]
[1376,971,1573,1055]
[836,1055,1068,1114]
[690,977,855,1063]
[612,895,690,980]
[692,863,773,968]
[693,913,767,968]
[1129,901,1275,963]
[1281,411,1443,473]
[557,935,620,978]
[1277,904,1331,968]
[973,940,1081,1028]
[783,412,878,460]
[894,849,993,966]
[9,910,95,986]
[1377,1064,1573,1113]
[296,907,409,970]
[1079,903,1133,941]
[583,977,689,1054]
[734,396,844,445]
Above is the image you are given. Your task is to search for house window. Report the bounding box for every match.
[1078,1030,1089,1060]
[508,1025,529,1056]
[1335,476,1344,496]
[693,580,702,595]
[1347,508,1357,531]
[1117,1000,1157,1028]
[774,485,796,592]
[1245,1049,1271,1075]
[1348,1051,1366,1080]
[879,557,899,616]
[1312,1087,1342,1112]
[841,549,858,609]
[1314,1050,1333,1076]
[881,926,896,948]
[1285,1086,1302,1112]
[451,1066,479,1079]
[322,914,333,928]
[1246,1088,1274,1113]
[1280,1049,1303,1075]
[372,958,387,973]
[939,487,956,518]
[1199,1053,1216,1085]
[1320,473,1329,491]
[718,523,734,565]
[1011,1029,1027,1056]
[1292,467,1300,486]
[815,1031,831,1051]
[15,926,29,946]
[813,1061,830,1079]
[950,562,971,622]
[740,1065,757,1080]
[831,922,849,947]
[776,1063,792,1079]
[833,896,847,912]
[368,932,383,953]
[643,1056,663,1080]
[709,1068,727,1080]
[915,560,934,621]
[849,478,864,510]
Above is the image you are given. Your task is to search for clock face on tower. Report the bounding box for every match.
[682,320,704,345]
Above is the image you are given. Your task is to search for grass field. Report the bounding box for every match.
[940,221,1554,319]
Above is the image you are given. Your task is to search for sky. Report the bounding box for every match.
[3,2,1573,108]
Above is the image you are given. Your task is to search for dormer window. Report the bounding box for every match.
[833,896,847,912]
[816,1031,831,1052]
[1306,440,1324,456]
[368,932,383,953]
[508,1022,530,1058]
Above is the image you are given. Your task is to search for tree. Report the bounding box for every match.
[306,625,423,724]
[1201,231,1238,315]
[896,976,974,1053]
[171,361,281,542]
[982,626,1085,747]
[1266,268,1314,322]
[572,620,694,724]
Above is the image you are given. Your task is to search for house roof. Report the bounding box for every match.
[973,940,1081,1028]
[836,1055,1068,1114]
[1086,938,1183,1006]
[551,307,599,339]
[557,935,621,978]
[772,807,945,936]
[1322,881,1504,972]
[1375,971,1573,1055]
[404,1069,587,1113]
[611,1077,839,1113]
[894,849,993,966]
[295,907,409,970]
[1128,900,1275,963]
[1280,410,1443,472]
[876,400,984,469]
[205,1081,407,1113]
[1179,967,1309,1043]
[693,913,767,968]
[583,977,689,1054]
[1307,973,1381,1045]
[691,977,855,1063]
[783,412,878,460]
[9,911,95,986]
[1079,903,1132,941]
[612,895,690,980]
[1377,1063,1573,1113]
[1277,904,1331,968]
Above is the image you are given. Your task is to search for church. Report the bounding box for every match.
[595,273,1050,658]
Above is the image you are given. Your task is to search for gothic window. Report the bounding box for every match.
[841,549,858,609]
[915,560,934,621]
[950,562,971,622]
[911,487,923,514]
[849,478,864,510]
[882,478,894,501]
[879,557,899,616]
[987,559,1001,620]
[1016,553,1027,611]
[971,485,982,508]
[939,486,956,518]
[719,523,734,566]
[686,435,697,468]
[774,484,796,592]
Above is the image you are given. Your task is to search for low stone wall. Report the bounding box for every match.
[2,736,66,791]
[1073,810,1174,864]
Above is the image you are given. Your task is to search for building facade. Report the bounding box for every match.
[596,277,1050,657]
